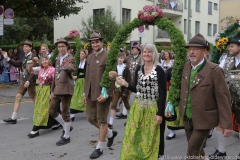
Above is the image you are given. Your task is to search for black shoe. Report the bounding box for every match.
[124,122,127,126]
[61,126,73,138]
[27,132,39,138]
[209,150,226,159]
[51,124,62,130]
[237,153,240,160]
[108,123,113,129]
[107,130,118,147]
[56,137,70,146]
[71,117,75,122]
[90,149,103,159]
[3,118,17,124]
[166,134,176,140]
[116,113,127,119]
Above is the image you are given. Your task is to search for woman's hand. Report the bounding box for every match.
[97,95,106,103]
[154,115,163,125]
[109,71,118,80]
[116,77,128,87]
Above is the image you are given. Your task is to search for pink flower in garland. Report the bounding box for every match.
[138,5,164,23]
[68,29,80,39]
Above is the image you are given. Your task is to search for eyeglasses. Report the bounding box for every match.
[58,45,66,48]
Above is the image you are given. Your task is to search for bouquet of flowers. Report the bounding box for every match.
[216,37,228,50]
[68,29,80,39]
[138,5,164,23]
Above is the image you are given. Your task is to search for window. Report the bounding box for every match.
[93,8,105,16]
[145,24,149,30]
[196,0,200,12]
[208,1,212,14]
[184,0,187,9]
[184,19,187,34]
[195,21,200,34]
[214,3,218,10]
[208,23,212,36]
[122,8,131,25]
[213,24,217,36]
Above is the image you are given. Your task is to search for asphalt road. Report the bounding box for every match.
[0,97,239,160]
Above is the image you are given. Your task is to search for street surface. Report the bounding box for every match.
[0,85,239,160]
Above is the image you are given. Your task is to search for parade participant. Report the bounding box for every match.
[83,30,117,159]
[209,35,240,160]
[178,34,232,160]
[69,49,87,121]
[27,55,60,138]
[116,45,141,120]
[117,43,166,160]
[108,52,131,129]
[160,50,174,72]
[1,40,38,124]
[40,44,52,58]
[48,38,75,146]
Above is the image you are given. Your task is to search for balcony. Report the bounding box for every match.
[155,29,171,44]
[157,0,183,17]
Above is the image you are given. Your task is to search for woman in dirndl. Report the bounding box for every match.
[27,55,60,138]
[117,43,166,160]
[69,49,87,121]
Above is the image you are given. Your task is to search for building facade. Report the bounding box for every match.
[54,0,220,45]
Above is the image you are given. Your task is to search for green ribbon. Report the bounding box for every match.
[165,102,175,115]
[101,87,109,99]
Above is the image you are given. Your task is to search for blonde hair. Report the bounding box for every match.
[41,44,49,51]
[140,43,160,66]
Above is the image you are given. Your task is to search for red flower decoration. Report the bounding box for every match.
[68,30,80,39]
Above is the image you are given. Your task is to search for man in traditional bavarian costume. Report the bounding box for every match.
[83,30,117,159]
[48,38,75,146]
[1,40,38,124]
[116,45,141,120]
[209,35,240,160]
[180,34,232,160]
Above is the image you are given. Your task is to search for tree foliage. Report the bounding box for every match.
[2,0,87,19]
[0,17,53,44]
[80,6,122,44]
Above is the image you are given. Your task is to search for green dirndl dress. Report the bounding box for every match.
[33,85,51,126]
[70,77,86,112]
[119,99,160,160]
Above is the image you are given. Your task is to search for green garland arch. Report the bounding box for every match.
[50,36,82,76]
[100,17,187,107]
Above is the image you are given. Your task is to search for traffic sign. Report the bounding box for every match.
[138,26,144,33]
[0,6,3,15]
[4,8,14,19]
[4,19,14,25]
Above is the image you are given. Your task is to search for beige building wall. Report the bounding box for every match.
[220,0,240,30]
[54,0,220,45]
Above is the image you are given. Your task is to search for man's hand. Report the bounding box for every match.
[50,93,54,100]
[97,95,106,103]
[24,81,30,88]
[73,76,77,80]
[222,128,232,137]
[62,58,69,68]
[154,115,163,125]
[1,51,8,59]
[83,97,87,105]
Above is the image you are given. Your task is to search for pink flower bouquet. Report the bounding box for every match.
[68,29,80,39]
[138,5,164,23]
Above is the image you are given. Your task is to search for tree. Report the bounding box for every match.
[80,6,122,44]
[2,0,87,19]
[0,17,54,44]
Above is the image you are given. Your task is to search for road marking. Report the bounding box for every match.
[0,117,30,124]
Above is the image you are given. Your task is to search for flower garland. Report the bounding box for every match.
[211,19,240,63]
[100,5,186,108]
[138,5,164,23]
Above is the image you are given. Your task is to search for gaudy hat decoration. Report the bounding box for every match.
[22,40,33,47]
[88,30,104,41]
[55,38,70,47]
[185,34,210,49]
